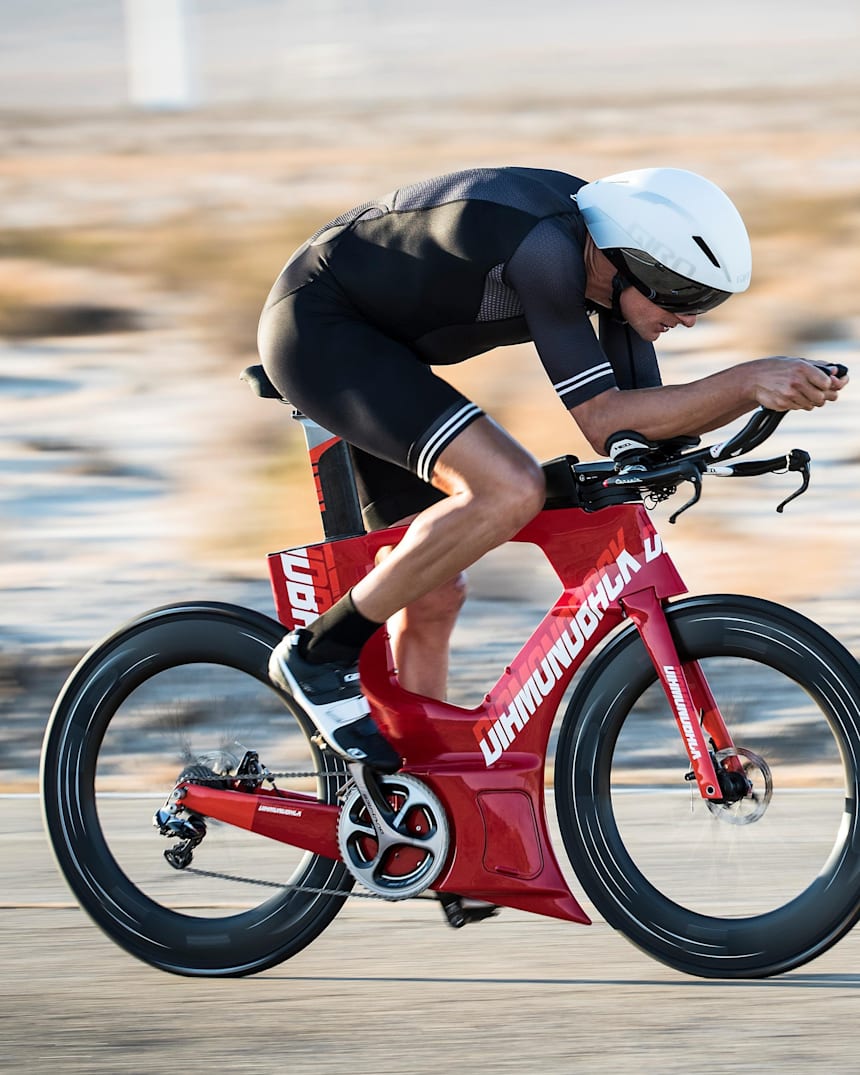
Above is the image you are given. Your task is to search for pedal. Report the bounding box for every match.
[437,893,500,928]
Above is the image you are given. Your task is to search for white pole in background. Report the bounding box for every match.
[123,0,195,109]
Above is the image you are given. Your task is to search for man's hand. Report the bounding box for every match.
[750,357,848,412]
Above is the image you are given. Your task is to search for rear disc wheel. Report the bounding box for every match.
[41,602,352,977]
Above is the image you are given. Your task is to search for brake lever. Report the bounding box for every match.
[668,469,703,524]
[776,449,811,513]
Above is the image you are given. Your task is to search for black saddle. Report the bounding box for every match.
[240,364,287,402]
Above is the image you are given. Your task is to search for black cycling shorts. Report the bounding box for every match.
[258,249,485,529]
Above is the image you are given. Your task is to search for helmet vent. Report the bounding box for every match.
[692,235,720,268]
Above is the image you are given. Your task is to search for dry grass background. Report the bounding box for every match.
[2,87,858,567]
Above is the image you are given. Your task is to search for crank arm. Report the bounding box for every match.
[347,762,434,854]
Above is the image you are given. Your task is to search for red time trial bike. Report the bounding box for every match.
[41,361,860,979]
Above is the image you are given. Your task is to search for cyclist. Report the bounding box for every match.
[258,165,846,772]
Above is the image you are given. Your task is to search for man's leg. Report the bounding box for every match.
[350,416,545,623]
[373,507,467,700]
[383,570,467,698]
[270,416,545,769]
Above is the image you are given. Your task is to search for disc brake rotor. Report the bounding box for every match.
[707,746,773,825]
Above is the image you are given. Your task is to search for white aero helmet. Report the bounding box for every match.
[576,167,752,314]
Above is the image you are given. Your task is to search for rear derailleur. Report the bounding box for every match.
[153,750,266,869]
[153,800,207,870]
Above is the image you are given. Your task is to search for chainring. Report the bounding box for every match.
[337,772,450,900]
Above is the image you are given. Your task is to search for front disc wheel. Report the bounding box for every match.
[555,595,860,978]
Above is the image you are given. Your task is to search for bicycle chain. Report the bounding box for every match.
[182,864,392,900]
[185,768,345,783]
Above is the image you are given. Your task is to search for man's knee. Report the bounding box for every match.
[517,456,546,512]
[490,454,546,529]
[438,449,545,528]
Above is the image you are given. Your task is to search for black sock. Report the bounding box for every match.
[300,590,383,664]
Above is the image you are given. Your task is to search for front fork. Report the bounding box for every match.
[622,588,743,802]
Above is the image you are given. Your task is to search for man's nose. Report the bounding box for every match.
[677,313,698,328]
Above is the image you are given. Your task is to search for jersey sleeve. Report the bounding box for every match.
[597,312,661,391]
[506,216,660,407]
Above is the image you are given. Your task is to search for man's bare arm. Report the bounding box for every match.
[570,357,847,455]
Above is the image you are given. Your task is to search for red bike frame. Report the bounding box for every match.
[179,495,737,925]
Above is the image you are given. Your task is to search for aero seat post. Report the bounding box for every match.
[292,410,366,540]
[239,364,366,541]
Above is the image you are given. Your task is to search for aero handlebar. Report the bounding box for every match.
[594,362,848,522]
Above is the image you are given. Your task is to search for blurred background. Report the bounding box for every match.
[2,0,859,789]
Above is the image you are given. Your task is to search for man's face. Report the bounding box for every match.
[620,286,698,343]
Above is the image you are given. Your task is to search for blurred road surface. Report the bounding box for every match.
[5,796,860,1074]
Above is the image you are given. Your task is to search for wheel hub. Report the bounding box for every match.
[707,746,773,825]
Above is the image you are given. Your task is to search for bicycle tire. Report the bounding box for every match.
[555,594,860,978]
[40,602,352,977]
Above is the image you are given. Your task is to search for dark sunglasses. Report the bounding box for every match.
[606,248,732,315]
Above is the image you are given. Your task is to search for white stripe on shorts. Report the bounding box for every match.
[416,403,483,482]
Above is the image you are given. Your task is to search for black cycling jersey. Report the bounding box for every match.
[258,166,661,528]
